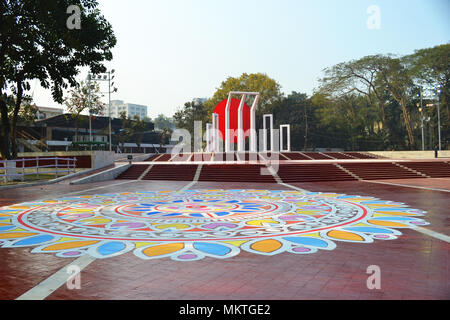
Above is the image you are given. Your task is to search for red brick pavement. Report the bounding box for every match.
[0,178,448,300]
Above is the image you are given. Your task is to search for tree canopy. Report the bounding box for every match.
[172,44,449,152]
[0,0,116,159]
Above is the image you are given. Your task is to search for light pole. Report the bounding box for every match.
[89,70,117,152]
[423,85,442,151]
[87,74,92,151]
[436,86,442,151]
[418,86,424,151]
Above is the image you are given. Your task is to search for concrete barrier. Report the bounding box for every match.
[17,151,115,169]
[368,150,450,159]
[70,164,131,185]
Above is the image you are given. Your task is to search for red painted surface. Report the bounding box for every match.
[213,98,251,142]
[0,168,448,300]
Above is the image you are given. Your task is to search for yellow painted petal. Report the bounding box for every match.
[250,239,282,253]
[0,232,37,239]
[368,220,408,227]
[246,219,279,226]
[143,243,184,257]
[155,224,190,230]
[374,211,417,216]
[223,240,248,247]
[134,242,159,248]
[0,213,13,217]
[327,230,364,241]
[42,240,99,251]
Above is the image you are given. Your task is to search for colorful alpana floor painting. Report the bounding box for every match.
[0,189,429,261]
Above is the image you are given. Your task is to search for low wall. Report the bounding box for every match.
[70,164,131,185]
[113,153,153,162]
[368,150,450,159]
[16,151,115,169]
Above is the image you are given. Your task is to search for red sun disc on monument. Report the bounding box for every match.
[213,98,251,143]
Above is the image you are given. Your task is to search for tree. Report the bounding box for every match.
[318,54,417,149]
[64,81,105,143]
[117,111,133,151]
[153,114,175,131]
[0,0,116,159]
[407,44,450,148]
[173,100,209,146]
[131,115,148,152]
[270,92,312,151]
[204,73,284,117]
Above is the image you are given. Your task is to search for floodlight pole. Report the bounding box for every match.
[108,72,112,152]
[87,74,92,151]
[419,86,424,151]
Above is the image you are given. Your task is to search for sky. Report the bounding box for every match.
[31,0,449,119]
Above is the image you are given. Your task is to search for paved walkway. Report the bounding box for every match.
[0,178,448,300]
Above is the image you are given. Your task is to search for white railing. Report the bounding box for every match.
[0,157,77,183]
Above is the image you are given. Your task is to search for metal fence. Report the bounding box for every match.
[0,157,77,183]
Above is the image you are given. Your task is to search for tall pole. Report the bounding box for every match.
[437,101,441,151]
[436,87,442,151]
[108,72,112,152]
[420,86,424,151]
[88,75,92,151]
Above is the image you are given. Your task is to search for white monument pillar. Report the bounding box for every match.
[206,123,212,152]
[211,113,220,152]
[249,94,259,152]
[223,92,260,153]
[263,114,274,152]
[237,94,247,152]
[280,124,291,152]
[224,93,232,153]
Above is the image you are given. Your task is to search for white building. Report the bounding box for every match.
[35,106,64,119]
[110,100,148,119]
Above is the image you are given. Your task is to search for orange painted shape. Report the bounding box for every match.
[368,220,408,227]
[0,232,37,239]
[143,243,184,257]
[250,239,282,253]
[42,240,100,251]
[327,230,364,241]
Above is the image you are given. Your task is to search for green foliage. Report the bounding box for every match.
[0,0,116,159]
[204,73,283,116]
[153,114,175,131]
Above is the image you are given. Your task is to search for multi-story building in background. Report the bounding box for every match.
[110,100,148,119]
[35,106,64,120]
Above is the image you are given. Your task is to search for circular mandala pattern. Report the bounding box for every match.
[0,189,428,261]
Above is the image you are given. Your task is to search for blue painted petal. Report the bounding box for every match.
[97,241,126,256]
[283,237,328,248]
[193,242,231,256]
[0,226,15,231]
[343,227,393,234]
[191,214,203,217]
[13,235,54,246]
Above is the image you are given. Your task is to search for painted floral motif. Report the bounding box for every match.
[0,189,428,261]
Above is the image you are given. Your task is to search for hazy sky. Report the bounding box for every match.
[31,0,449,118]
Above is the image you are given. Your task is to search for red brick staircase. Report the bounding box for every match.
[142,164,198,181]
[340,162,422,180]
[198,164,276,183]
[277,164,357,182]
[400,162,450,178]
[116,164,150,180]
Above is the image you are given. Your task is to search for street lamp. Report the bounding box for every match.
[89,70,118,152]
[422,85,442,151]
[418,86,424,151]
